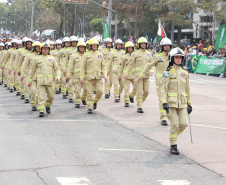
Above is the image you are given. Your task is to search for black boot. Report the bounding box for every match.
[119,95,121,101]
[75,104,80,108]
[39,112,44,117]
[21,95,25,99]
[4,84,7,87]
[161,120,168,126]
[14,87,16,91]
[10,89,14,92]
[32,107,37,111]
[82,100,87,105]
[7,87,10,90]
[93,103,97,110]
[125,103,129,107]
[115,99,119,103]
[59,88,61,93]
[137,108,144,113]
[68,98,73,103]
[93,90,96,94]
[170,145,180,155]
[0,82,2,85]
[66,91,68,96]
[16,92,21,96]
[25,99,30,103]
[87,109,93,114]
[56,90,59,94]
[105,94,109,98]
[46,107,51,114]
[129,96,134,103]
[63,95,67,99]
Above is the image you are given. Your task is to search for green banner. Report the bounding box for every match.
[190,55,226,74]
[215,23,226,51]
[103,20,109,39]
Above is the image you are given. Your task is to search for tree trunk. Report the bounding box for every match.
[177,26,182,45]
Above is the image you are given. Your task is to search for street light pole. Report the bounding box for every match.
[212,0,216,45]
[30,0,34,37]
[64,3,66,36]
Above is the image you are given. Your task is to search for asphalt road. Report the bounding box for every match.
[0,73,226,185]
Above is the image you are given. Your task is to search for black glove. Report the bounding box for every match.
[187,105,192,114]
[162,103,169,114]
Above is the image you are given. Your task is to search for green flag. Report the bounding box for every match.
[145,33,149,42]
[215,23,226,51]
[153,35,162,45]
[103,20,109,39]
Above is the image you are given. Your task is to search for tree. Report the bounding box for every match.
[89,18,103,33]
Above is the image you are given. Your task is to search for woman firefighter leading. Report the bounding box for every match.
[161,47,192,155]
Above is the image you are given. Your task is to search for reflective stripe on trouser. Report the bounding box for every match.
[68,76,74,99]
[82,80,87,100]
[37,84,55,112]
[61,70,67,95]
[74,78,82,104]
[15,74,21,92]
[8,72,15,89]
[86,79,103,109]
[105,71,113,94]
[3,66,9,83]
[112,72,124,99]
[169,107,188,145]
[136,78,149,108]
[30,80,37,107]
[53,73,60,91]
[156,85,167,121]
[0,68,3,81]
[124,79,136,103]
[23,75,30,99]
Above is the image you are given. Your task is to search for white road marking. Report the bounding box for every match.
[189,79,207,83]
[0,119,105,122]
[198,79,226,84]
[99,148,165,152]
[191,124,226,130]
[57,177,92,185]
[157,180,190,185]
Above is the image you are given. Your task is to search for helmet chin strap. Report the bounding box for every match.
[173,61,181,66]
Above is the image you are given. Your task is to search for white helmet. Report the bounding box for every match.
[11,39,18,44]
[0,43,5,47]
[49,40,55,45]
[46,39,51,44]
[25,38,33,43]
[160,38,172,46]
[94,36,100,42]
[115,39,123,45]
[105,38,112,43]
[55,39,62,45]
[170,47,185,62]
[70,36,79,42]
[17,40,22,45]
[22,37,28,42]
[8,42,12,46]
[78,37,85,42]
[62,37,70,42]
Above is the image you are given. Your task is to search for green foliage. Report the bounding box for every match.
[89,18,103,33]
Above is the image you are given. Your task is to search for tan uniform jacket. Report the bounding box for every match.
[161,66,192,108]
[14,48,25,71]
[108,49,125,73]
[62,47,77,71]
[118,52,134,80]
[2,48,14,67]
[80,50,106,80]
[0,50,7,67]
[58,48,68,71]
[101,48,114,69]
[29,55,60,85]
[21,52,39,77]
[9,48,17,70]
[67,52,84,79]
[18,49,31,72]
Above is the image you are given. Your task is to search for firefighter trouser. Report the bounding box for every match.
[73,78,87,104]
[3,65,9,84]
[68,76,74,99]
[30,80,37,107]
[136,78,149,108]
[86,79,103,110]
[112,72,124,99]
[61,71,67,95]
[0,67,3,82]
[23,75,29,99]
[157,85,167,121]
[168,107,188,145]
[8,72,15,89]
[105,71,112,95]
[124,79,136,103]
[37,84,55,112]
[15,73,21,92]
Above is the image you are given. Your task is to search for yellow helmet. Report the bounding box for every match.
[40,42,50,54]
[77,41,86,52]
[125,41,134,52]
[32,41,41,52]
[137,37,148,49]
[88,38,99,48]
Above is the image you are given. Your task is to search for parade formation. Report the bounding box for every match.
[0,36,192,155]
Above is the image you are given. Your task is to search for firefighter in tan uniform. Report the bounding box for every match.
[58,37,70,99]
[8,39,18,92]
[50,39,62,94]
[126,37,154,113]
[118,41,136,107]
[0,43,5,85]
[161,47,192,155]
[28,43,60,117]
[21,41,41,111]
[17,38,33,102]
[63,36,78,102]
[101,38,114,98]
[138,38,172,125]
[80,38,107,114]
[0,43,9,87]
[108,39,125,102]
[67,41,87,108]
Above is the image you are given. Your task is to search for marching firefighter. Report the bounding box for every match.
[101,38,114,98]
[138,38,172,125]
[21,41,41,111]
[28,43,60,117]
[80,38,107,114]
[67,41,87,108]
[118,41,136,107]
[125,37,154,113]
[0,43,5,85]
[161,47,192,155]
[108,39,125,102]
